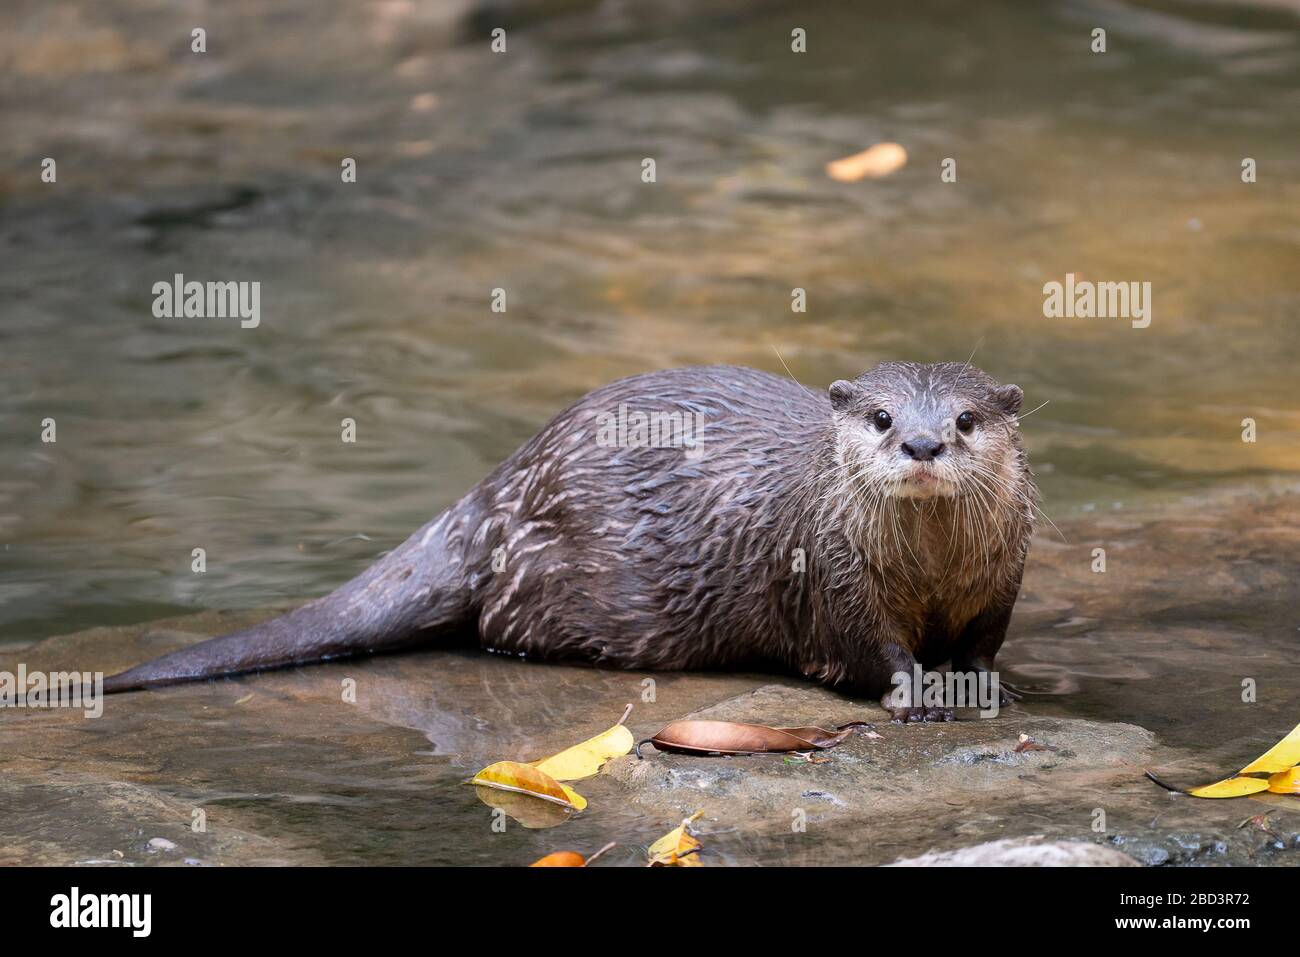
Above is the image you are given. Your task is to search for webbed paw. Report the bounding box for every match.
[884,704,955,723]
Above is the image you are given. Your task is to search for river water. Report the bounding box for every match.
[3,0,1298,642]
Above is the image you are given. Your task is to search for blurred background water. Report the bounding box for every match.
[2,0,1299,643]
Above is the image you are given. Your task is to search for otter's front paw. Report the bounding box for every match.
[884,705,955,723]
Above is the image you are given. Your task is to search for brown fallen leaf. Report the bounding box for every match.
[826,142,907,182]
[529,841,616,867]
[1237,806,1268,832]
[637,719,869,757]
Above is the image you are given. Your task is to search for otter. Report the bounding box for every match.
[102,362,1035,721]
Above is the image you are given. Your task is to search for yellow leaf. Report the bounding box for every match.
[1240,722,1300,774]
[1267,767,1300,795]
[1150,722,1300,799]
[470,760,587,811]
[531,723,635,782]
[1187,776,1270,799]
[648,811,704,867]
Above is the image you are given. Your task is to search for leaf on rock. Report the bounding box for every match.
[638,719,864,757]
[1267,767,1300,795]
[1186,777,1271,799]
[1146,722,1300,799]
[1240,722,1300,774]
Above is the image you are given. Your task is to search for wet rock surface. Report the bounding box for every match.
[2,492,1299,865]
[888,836,1141,867]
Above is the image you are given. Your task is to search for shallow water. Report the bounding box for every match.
[3,0,1299,640]
[2,1,1300,865]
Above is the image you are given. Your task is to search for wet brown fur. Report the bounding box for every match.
[104,362,1035,702]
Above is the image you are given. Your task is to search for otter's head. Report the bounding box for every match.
[828,361,1024,500]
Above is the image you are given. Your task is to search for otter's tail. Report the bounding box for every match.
[103,513,472,694]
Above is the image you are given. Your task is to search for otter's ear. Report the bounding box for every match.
[995,384,1024,415]
[829,379,859,413]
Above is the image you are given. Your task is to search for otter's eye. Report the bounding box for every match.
[956,411,975,434]
[872,410,893,432]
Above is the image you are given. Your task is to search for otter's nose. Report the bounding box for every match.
[900,437,945,461]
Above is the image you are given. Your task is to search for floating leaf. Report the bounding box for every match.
[531,705,635,781]
[1267,767,1300,795]
[529,842,616,867]
[826,142,907,182]
[1240,722,1300,774]
[638,719,865,757]
[470,760,587,811]
[648,812,704,867]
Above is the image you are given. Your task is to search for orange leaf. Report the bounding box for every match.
[528,841,616,867]
[530,851,586,867]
